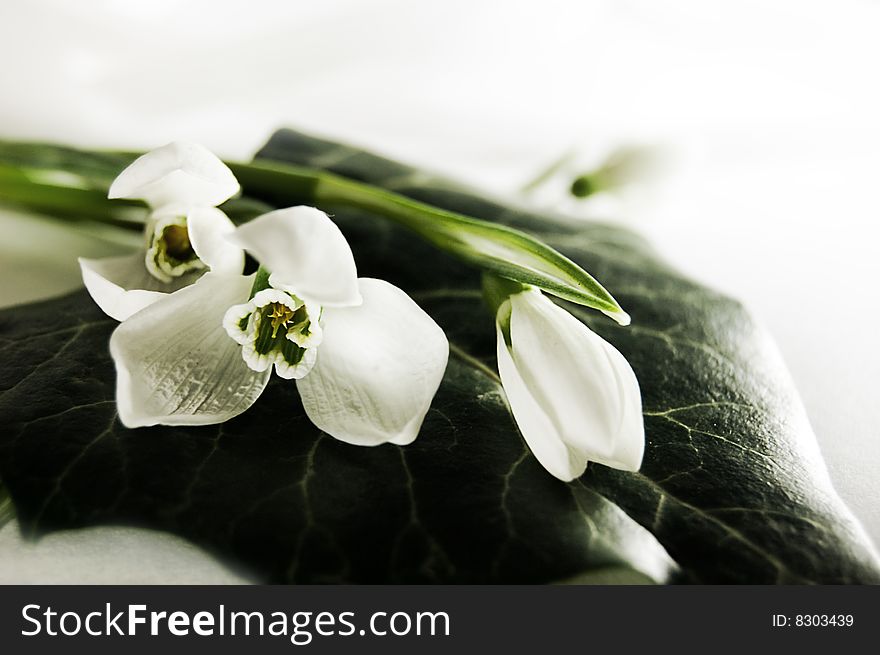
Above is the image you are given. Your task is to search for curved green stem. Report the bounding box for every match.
[230,160,627,320]
[0,164,143,230]
[0,141,628,320]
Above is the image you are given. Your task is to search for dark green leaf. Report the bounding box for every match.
[0,293,673,583]
[0,129,878,583]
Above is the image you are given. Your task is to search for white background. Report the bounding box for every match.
[0,0,878,582]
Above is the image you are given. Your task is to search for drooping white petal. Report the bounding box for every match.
[108,142,240,210]
[187,207,244,274]
[496,322,588,481]
[79,253,199,322]
[589,340,645,471]
[296,278,448,446]
[506,290,644,472]
[229,206,361,307]
[110,272,270,427]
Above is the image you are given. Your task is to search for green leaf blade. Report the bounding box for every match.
[313,175,629,321]
[0,293,676,583]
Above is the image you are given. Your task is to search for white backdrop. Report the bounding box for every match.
[1,0,878,582]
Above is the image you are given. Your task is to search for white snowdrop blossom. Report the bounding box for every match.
[110,206,449,447]
[80,142,244,321]
[494,286,644,481]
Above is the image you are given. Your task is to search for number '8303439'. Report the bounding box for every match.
[773,614,854,627]
[797,614,853,627]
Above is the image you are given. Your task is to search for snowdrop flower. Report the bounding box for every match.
[80,142,244,321]
[110,206,449,446]
[489,278,644,481]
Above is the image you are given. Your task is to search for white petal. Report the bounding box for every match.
[507,291,644,471]
[79,253,199,321]
[496,322,588,481]
[187,207,245,274]
[229,206,361,307]
[110,272,270,427]
[251,288,301,311]
[296,278,448,446]
[108,142,239,210]
[222,300,257,345]
[239,326,276,374]
[274,346,317,380]
[589,341,645,471]
[286,303,323,349]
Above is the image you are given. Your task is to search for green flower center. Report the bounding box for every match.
[144,215,205,282]
[251,302,312,366]
[160,224,196,263]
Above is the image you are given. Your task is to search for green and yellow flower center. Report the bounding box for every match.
[222,276,324,380]
[233,295,320,378]
[253,301,311,357]
[161,224,196,262]
[267,302,296,338]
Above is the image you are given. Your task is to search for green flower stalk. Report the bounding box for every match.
[0,139,630,324]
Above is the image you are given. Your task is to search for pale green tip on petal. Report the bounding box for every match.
[604,308,632,327]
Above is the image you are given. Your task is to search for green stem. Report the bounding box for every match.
[0,165,143,230]
[520,149,576,194]
[0,144,627,318]
[448,343,502,385]
[229,160,625,315]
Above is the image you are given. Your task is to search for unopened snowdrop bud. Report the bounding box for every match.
[485,275,644,481]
